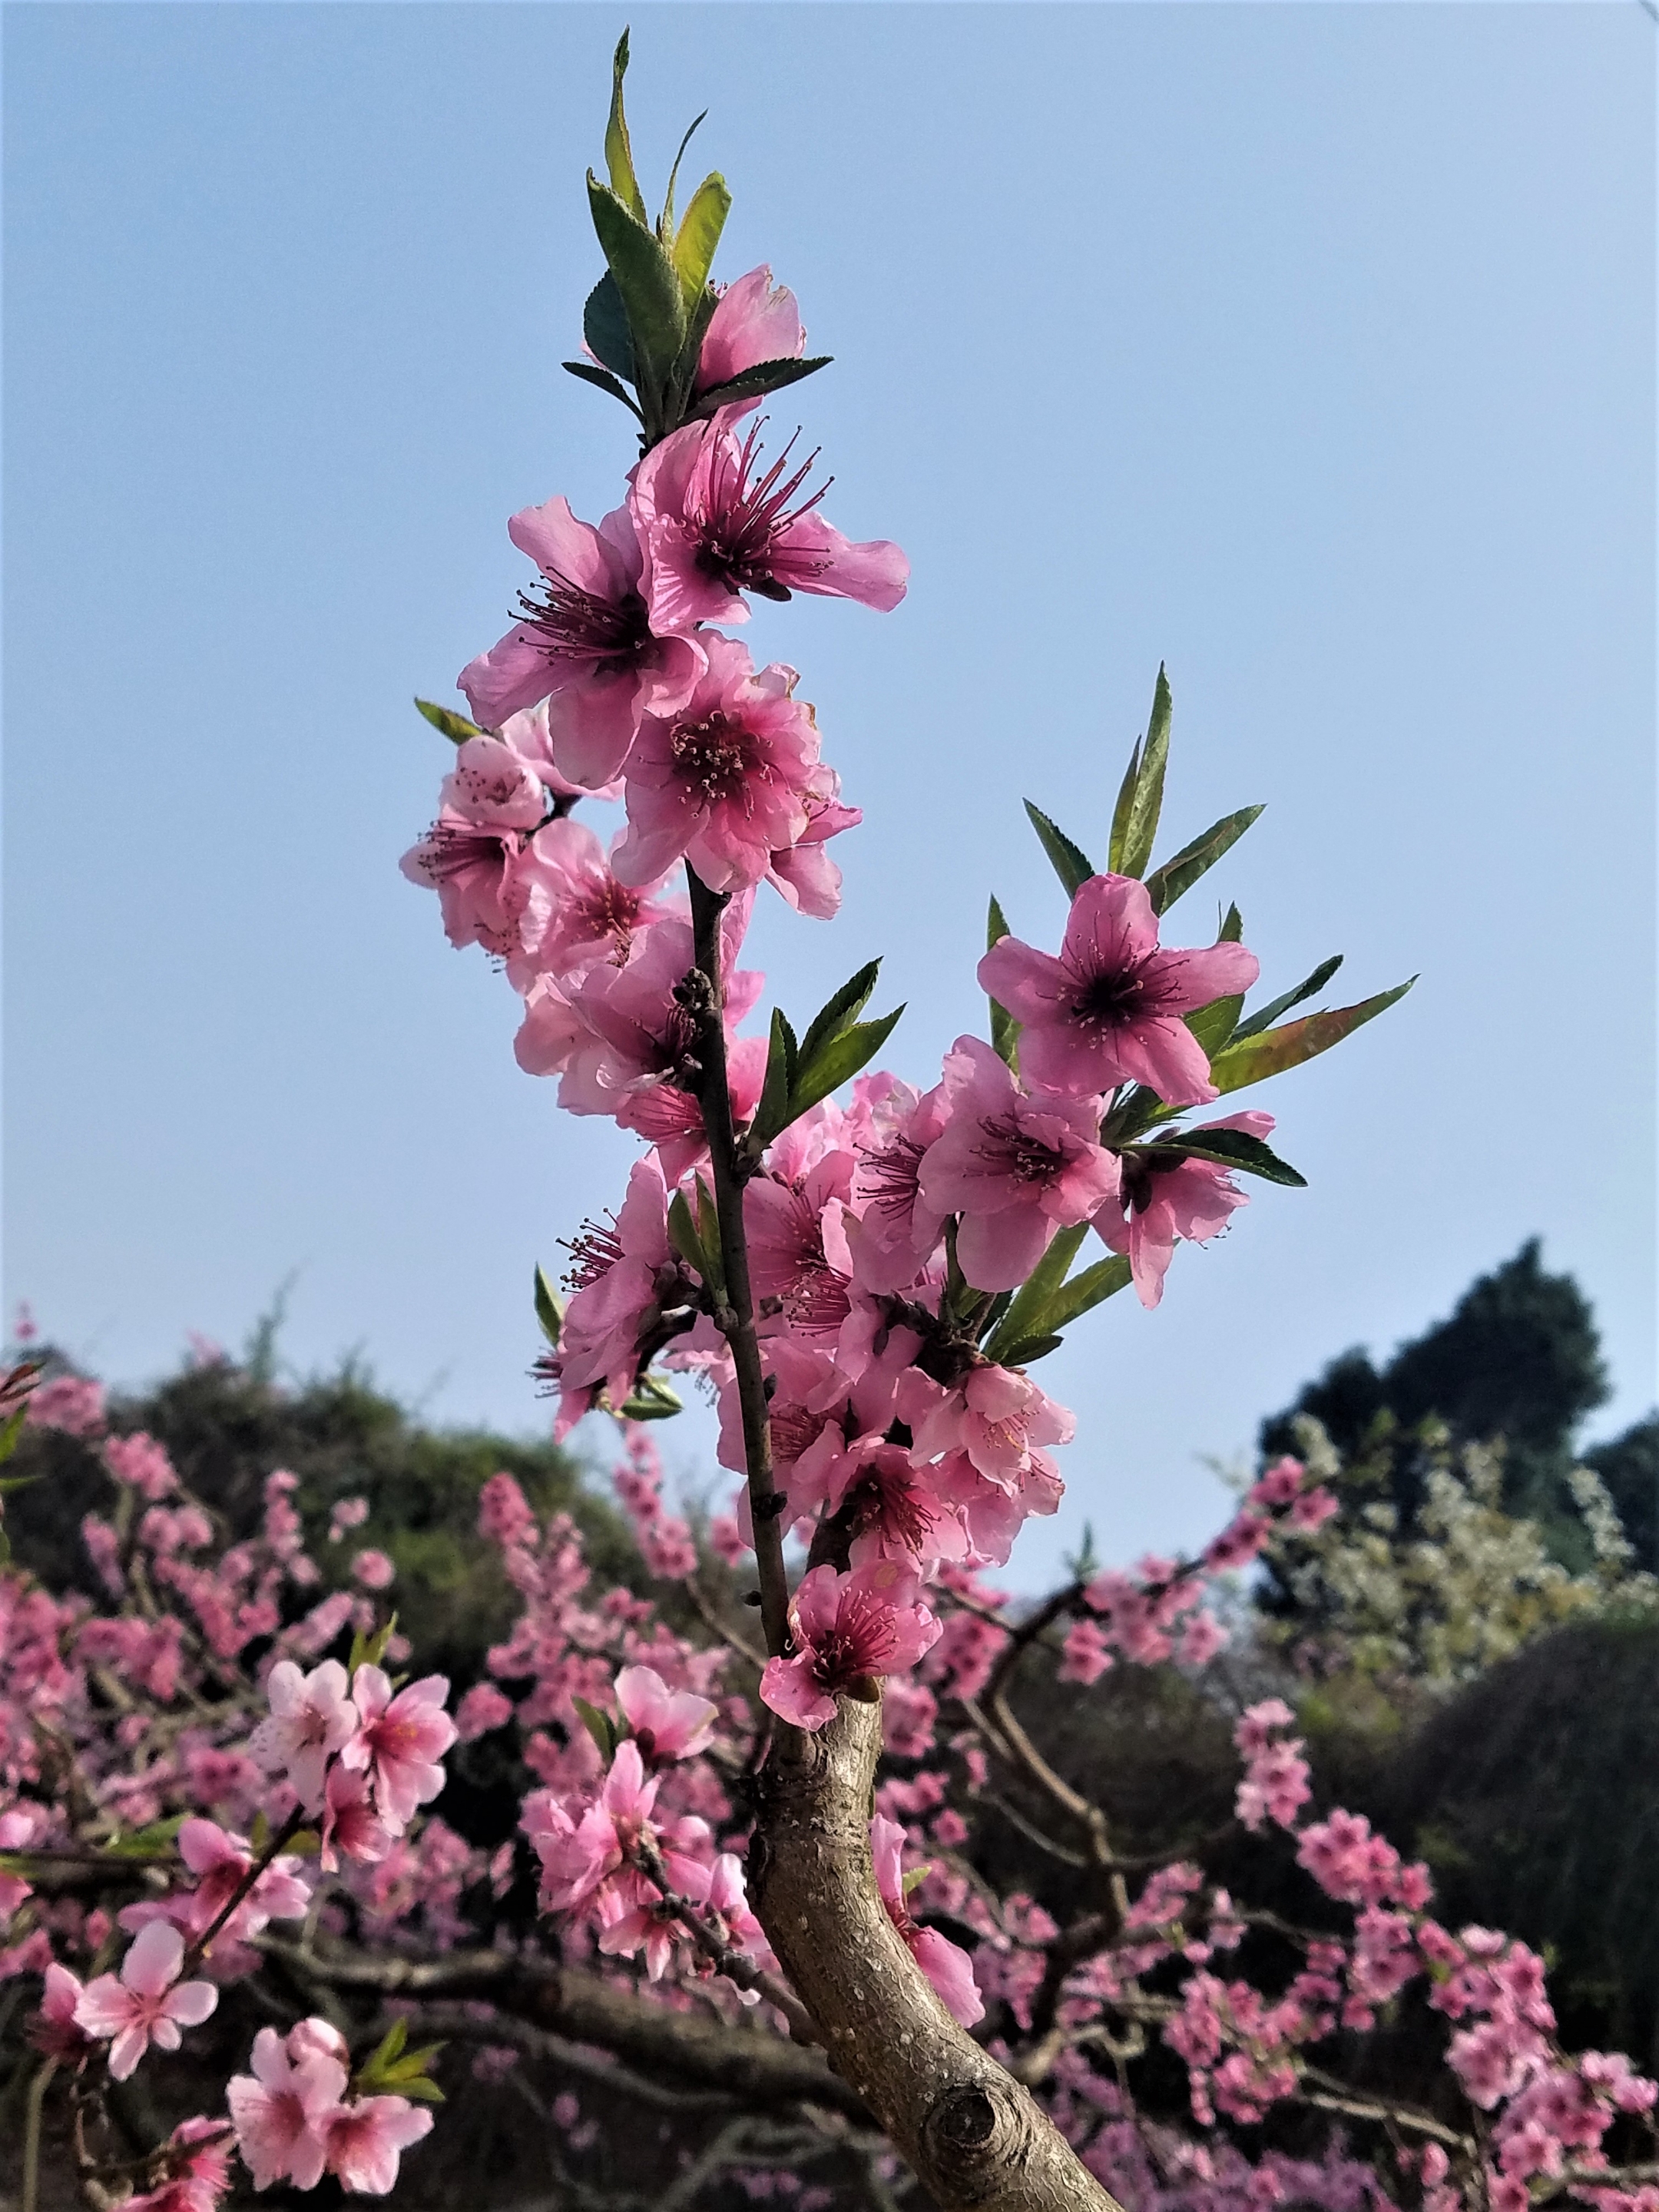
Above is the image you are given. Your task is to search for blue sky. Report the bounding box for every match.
[6,3,1654,1586]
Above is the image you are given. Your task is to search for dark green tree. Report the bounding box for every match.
[1260,1240,1621,1546]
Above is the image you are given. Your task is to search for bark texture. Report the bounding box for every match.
[750,1698,1124,2212]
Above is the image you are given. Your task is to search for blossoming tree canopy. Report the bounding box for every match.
[18,32,1654,2212]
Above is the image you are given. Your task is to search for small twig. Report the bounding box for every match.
[23,2058,57,2212]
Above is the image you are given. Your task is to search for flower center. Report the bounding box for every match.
[974,1114,1065,1184]
[857,1137,924,1220]
[694,424,832,598]
[518,569,651,671]
[1071,965,1151,1030]
[669,712,758,803]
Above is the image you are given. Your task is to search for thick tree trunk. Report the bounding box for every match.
[751,1698,1124,2212]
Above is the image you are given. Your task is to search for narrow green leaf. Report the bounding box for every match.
[104,1814,187,1859]
[618,1372,684,1421]
[571,1694,617,1763]
[1118,666,1173,881]
[982,1224,1089,1363]
[562,359,645,421]
[749,1008,796,1150]
[657,111,706,237]
[392,2077,445,2104]
[986,896,1020,1068]
[588,179,686,391]
[582,273,637,383]
[1108,737,1142,875]
[671,172,732,307]
[1186,993,1244,1060]
[684,354,832,420]
[900,1864,932,1896]
[1199,979,1417,1101]
[1023,801,1096,899]
[788,1007,905,1121]
[415,698,482,746]
[1144,806,1263,916]
[383,2044,445,2079]
[347,1611,399,1681]
[1231,954,1345,1041]
[1040,1253,1133,1332]
[1148,1128,1307,1187]
[1218,902,1244,944]
[0,1406,29,1466]
[989,1330,1065,1366]
[250,1809,270,1854]
[604,30,648,224]
[534,1266,564,1349]
[798,961,881,1069]
[667,1190,707,1280]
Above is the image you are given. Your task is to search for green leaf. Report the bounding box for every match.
[989,1330,1065,1366]
[667,1181,725,1298]
[750,1008,799,1151]
[1186,993,1244,1060]
[1117,666,1174,881]
[1023,801,1096,898]
[603,30,647,224]
[1149,1128,1307,1187]
[1144,806,1263,916]
[1041,1254,1133,1334]
[657,110,705,237]
[1218,902,1244,944]
[900,1863,932,1896]
[571,1694,618,1763]
[582,272,638,383]
[671,173,732,307]
[986,896,1020,1068]
[1231,954,1345,1042]
[798,962,882,1071]
[104,1814,187,1859]
[982,1224,1089,1363]
[382,2043,446,2082]
[250,1810,270,1854]
[348,1612,399,1681]
[587,179,686,393]
[392,2077,446,2104]
[288,1828,321,1857]
[534,1266,564,1349]
[415,698,482,746]
[1108,737,1143,876]
[617,1372,684,1422]
[1198,979,1417,1102]
[0,1415,31,1469]
[562,359,644,421]
[684,354,832,420]
[788,1007,905,1122]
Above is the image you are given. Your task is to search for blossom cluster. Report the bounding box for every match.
[4,1379,462,2204]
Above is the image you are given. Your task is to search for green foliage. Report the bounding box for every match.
[1260,1240,1617,1547]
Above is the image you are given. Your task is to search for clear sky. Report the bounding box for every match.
[6,2,1654,1588]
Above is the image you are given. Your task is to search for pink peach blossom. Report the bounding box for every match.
[459,497,705,790]
[609,634,825,895]
[765,763,862,919]
[249,1659,358,1813]
[1094,1112,1277,1308]
[342,1667,455,1833]
[539,1151,684,1437]
[631,407,906,632]
[760,1562,941,1730]
[917,1037,1120,1291]
[614,1664,718,1765]
[74,1920,219,2080]
[320,1760,395,1873]
[227,2023,349,2189]
[695,265,804,399]
[322,2094,435,2195]
[30,1960,93,2065]
[121,2118,233,2212]
[979,874,1259,1105]
[871,1815,983,2027]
